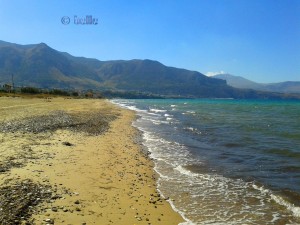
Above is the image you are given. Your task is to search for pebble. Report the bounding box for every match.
[0,179,53,224]
[62,141,73,146]
[45,218,54,224]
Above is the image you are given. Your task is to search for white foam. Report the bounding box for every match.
[109,100,146,112]
[149,108,167,113]
[153,167,173,180]
[172,203,196,225]
[175,165,199,177]
[185,127,196,131]
[252,184,270,195]
[154,182,195,225]
[186,110,196,114]
[127,105,145,112]
[270,194,300,218]
[146,112,159,116]
[252,184,300,218]
[144,118,163,125]
[113,99,300,224]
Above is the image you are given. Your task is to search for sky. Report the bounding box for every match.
[0,0,299,83]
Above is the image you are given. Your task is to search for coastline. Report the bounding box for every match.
[110,98,300,224]
[0,97,184,225]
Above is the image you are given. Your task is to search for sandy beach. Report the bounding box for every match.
[0,96,183,225]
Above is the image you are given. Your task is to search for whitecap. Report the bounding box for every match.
[149,108,167,113]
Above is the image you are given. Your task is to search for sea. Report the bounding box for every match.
[111,99,300,225]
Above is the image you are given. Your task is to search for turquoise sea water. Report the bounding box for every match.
[112,99,300,224]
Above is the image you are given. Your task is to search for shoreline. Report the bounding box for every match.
[109,98,300,224]
[0,97,184,225]
[110,100,193,225]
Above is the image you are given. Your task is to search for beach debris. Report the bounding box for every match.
[135,216,142,221]
[62,141,73,146]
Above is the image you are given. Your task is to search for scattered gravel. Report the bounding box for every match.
[0,110,117,135]
[0,179,53,225]
[0,109,118,224]
[0,158,24,173]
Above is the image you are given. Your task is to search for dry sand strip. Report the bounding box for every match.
[0,97,184,225]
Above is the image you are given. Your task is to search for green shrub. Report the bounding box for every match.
[21,87,40,94]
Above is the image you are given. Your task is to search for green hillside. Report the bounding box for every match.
[0,41,299,99]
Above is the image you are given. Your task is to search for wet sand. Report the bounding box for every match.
[0,97,184,225]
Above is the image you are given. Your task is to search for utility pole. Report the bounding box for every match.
[11,73,14,92]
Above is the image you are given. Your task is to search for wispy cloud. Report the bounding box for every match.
[205,71,226,77]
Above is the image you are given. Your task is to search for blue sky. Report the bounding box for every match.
[0,0,299,82]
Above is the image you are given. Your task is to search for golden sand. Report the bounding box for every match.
[0,97,183,225]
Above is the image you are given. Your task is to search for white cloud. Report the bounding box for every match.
[205,71,226,77]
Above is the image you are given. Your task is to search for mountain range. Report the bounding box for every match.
[213,74,300,94]
[0,40,299,99]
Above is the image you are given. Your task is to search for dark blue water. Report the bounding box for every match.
[112,99,300,224]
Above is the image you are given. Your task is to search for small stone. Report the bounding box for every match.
[52,207,58,212]
[74,200,80,204]
[62,141,73,146]
[45,218,54,224]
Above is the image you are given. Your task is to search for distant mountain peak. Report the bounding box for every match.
[0,40,299,99]
[213,74,300,94]
[37,42,48,47]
